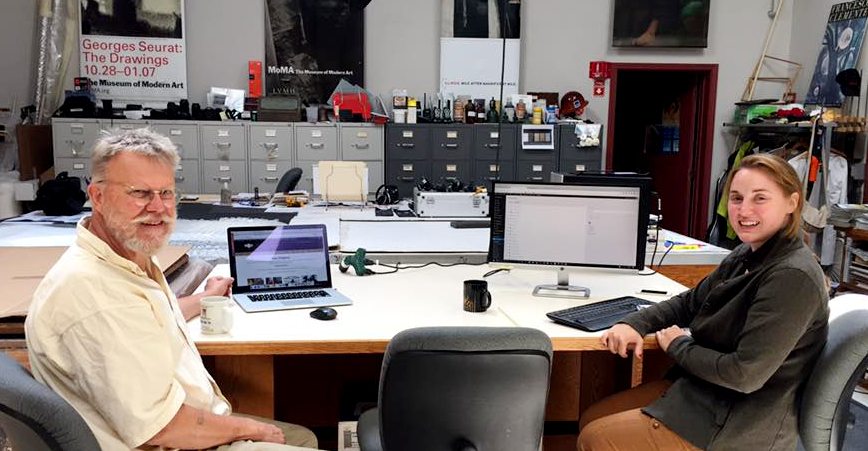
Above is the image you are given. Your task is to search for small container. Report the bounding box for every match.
[220,181,232,205]
[531,106,543,125]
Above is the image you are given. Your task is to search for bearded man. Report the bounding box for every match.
[25,128,320,451]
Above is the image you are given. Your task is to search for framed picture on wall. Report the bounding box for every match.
[612,0,710,48]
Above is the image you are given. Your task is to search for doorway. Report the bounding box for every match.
[606,63,718,239]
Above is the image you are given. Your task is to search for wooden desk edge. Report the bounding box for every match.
[195,336,662,355]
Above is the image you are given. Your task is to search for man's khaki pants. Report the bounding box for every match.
[212,413,321,451]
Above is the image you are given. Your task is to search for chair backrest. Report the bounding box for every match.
[0,353,100,451]
[377,326,553,451]
[799,294,868,451]
[275,167,303,193]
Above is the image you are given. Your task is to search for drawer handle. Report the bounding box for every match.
[214,142,232,149]
[485,143,501,148]
[487,176,501,181]
[66,140,85,157]
[353,143,370,149]
[307,142,325,149]
[214,176,232,182]
[398,176,416,182]
[262,142,278,150]
[530,176,543,181]
[442,143,458,149]
[119,124,135,130]
[263,176,279,182]
[175,175,186,182]
[398,143,415,148]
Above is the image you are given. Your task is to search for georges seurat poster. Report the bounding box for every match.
[805,1,868,106]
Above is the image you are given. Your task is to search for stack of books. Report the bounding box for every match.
[830,204,868,229]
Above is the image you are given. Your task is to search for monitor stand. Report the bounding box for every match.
[532,267,590,299]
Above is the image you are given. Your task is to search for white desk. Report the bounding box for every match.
[190,263,686,419]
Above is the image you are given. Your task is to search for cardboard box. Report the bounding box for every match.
[1,245,189,318]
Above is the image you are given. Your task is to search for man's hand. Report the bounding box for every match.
[202,276,234,297]
[655,325,688,352]
[243,417,285,444]
[601,323,644,358]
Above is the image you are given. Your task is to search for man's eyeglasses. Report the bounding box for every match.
[95,180,178,206]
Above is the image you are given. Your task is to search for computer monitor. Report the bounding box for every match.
[488,176,651,298]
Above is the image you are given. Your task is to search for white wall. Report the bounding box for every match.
[0,0,39,108]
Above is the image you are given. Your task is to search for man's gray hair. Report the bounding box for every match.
[90,128,180,181]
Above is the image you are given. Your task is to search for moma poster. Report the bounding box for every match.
[79,0,187,104]
[265,0,367,105]
[805,1,868,106]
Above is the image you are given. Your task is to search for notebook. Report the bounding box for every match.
[227,224,353,313]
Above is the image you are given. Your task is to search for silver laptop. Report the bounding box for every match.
[227,224,352,313]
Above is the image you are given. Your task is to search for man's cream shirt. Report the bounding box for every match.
[25,218,230,450]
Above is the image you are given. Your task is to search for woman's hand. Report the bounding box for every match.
[601,323,644,358]
[655,325,688,352]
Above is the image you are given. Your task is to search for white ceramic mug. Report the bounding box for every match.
[201,296,234,335]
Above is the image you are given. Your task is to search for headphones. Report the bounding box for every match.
[339,248,376,276]
[375,184,400,205]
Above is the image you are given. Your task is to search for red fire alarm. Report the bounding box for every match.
[589,61,610,80]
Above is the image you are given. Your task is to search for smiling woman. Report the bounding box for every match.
[580,153,829,451]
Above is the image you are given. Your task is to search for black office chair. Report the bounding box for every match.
[357,326,553,451]
[798,294,868,451]
[275,167,303,193]
[0,353,99,451]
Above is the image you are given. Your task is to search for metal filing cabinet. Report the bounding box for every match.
[51,118,101,187]
[200,123,247,194]
[558,124,603,174]
[340,123,383,195]
[385,124,431,197]
[150,121,201,195]
[472,124,517,188]
[295,123,339,193]
[248,122,294,194]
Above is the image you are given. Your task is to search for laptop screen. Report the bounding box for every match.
[227,225,333,294]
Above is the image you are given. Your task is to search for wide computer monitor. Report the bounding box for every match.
[488,175,651,298]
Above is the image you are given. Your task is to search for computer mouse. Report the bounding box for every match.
[310,307,338,321]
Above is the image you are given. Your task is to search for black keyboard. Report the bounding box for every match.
[249,290,329,302]
[449,220,490,229]
[546,296,654,332]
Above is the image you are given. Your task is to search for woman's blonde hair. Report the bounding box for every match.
[723,153,803,239]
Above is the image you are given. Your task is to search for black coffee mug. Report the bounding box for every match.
[463,279,492,312]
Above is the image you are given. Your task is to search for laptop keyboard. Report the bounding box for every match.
[249,290,330,302]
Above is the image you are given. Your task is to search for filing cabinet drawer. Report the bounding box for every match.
[202,160,248,194]
[473,124,517,160]
[201,124,246,160]
[431,160,471,185]
[516,160,556,182]
[473,160,516,188]
[174,159,201,195]
[250,160,295,193]
[102,119,147,131]
[365,160,384,194]
[249,123,294,160]
[295,124,338,161]
[385,124,430,160]
[431,125,472,160]
[54,158,91,186]
[516,148,558,161]
[151,122,199,159]
[52,119,101,158]
[387,160,431,198]
[340,125,383,161]
[559,158,601,174]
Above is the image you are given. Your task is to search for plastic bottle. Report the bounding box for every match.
[220,181,232,205]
